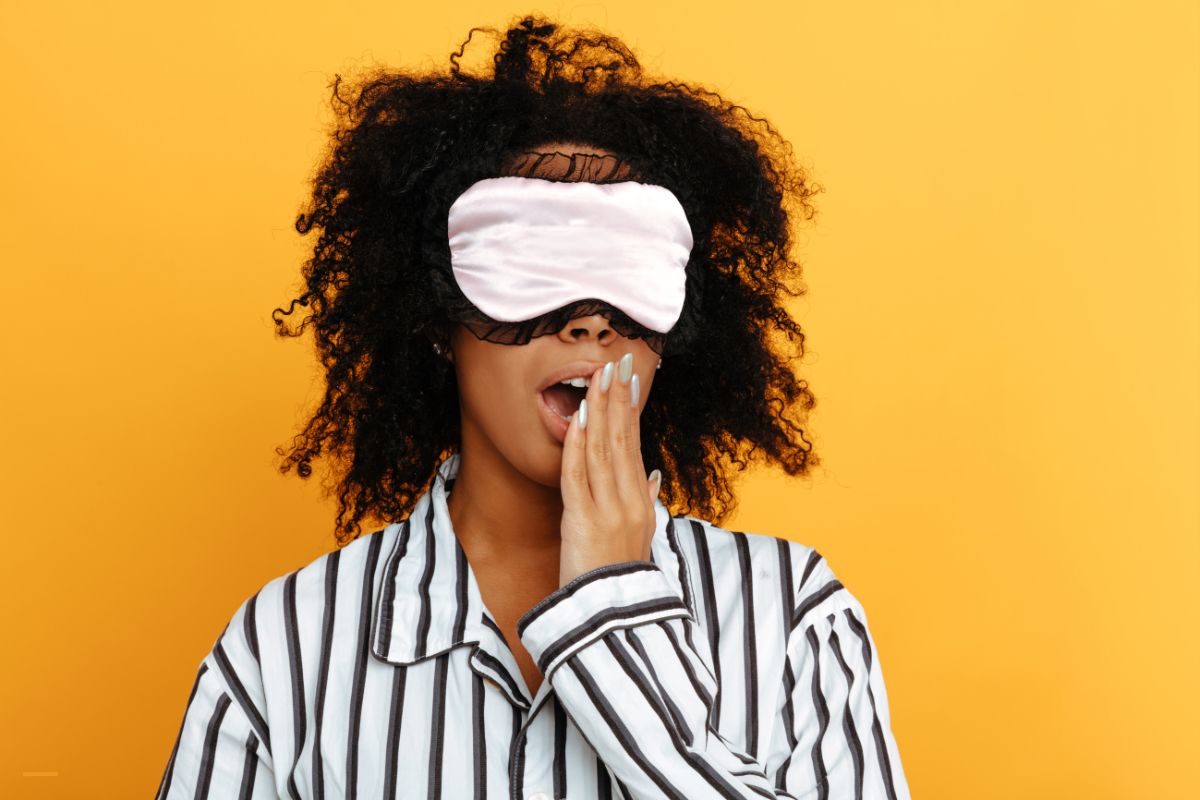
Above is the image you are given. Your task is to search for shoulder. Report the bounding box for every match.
[234,525,401,649]
[668,513,825,592]
[169,527,401,766]
[666,514,857,633]
[201,526,402,694]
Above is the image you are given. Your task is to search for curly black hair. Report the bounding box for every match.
[274,16,822,544]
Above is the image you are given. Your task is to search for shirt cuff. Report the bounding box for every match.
[517,562,691,680]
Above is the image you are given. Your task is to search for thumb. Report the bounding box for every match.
[647,469,662,505]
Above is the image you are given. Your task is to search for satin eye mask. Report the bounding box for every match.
[447,177,694,334]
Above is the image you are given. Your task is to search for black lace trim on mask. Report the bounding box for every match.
[428,152,702,356]
[452,299,668,353]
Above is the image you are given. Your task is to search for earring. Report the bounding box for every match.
[656,358,662,370]
[433,343,444,356]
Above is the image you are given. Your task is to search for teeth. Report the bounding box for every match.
[560,377,590,388]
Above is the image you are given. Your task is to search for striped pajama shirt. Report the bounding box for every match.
[157,455,910,799]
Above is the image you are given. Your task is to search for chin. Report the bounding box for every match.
[516,441,566,489]
[482,420,567,491]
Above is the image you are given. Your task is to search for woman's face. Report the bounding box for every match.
[450,317,659,488]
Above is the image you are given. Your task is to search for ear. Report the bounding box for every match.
[427,326,454,362]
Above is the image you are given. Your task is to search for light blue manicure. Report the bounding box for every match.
[600,361,614,392]
[630,373,640,407]
[618,353,633,384]
[578,398,588,430]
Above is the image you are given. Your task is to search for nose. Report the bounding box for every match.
[556,314,616,346]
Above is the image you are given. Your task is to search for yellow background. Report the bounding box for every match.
[2,1,1197,797]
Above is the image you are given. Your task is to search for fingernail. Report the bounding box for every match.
[630,373,640,407]
[600,361,614,392]
[618,353,633,384]
[649,469,662,490]
[577,398,588,430]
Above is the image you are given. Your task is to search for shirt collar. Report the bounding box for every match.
[368,454,692,706]
[370,456,481,665]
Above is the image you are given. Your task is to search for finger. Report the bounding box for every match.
[636,377,657,561]
[584,361,619,505]
[559,401,595,512]
[629,367,648,477]
[641,470,662,561]
[646,469,661,506]
[609,359,650,562]
[608,353,644,497]
[631,370,654,517]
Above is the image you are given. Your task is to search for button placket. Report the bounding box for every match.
[510,685,556,800]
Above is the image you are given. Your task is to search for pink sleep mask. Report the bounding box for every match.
[447,177,694,334]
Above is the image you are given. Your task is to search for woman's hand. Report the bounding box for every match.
[559,352,663,587]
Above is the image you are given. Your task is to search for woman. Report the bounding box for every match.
[157,17,910,800]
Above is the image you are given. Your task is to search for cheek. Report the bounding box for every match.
[452,345,564,486]
[458,354,518,421]
[453,341,544,448]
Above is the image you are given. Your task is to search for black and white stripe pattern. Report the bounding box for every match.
[157,456,909,799]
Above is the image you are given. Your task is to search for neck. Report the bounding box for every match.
[446,422,563,569]
[447,415,563,697]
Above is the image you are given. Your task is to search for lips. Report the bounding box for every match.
[535,362,605,442]
[542,383,588,419]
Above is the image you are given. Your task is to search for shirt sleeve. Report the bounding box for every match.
[156,598,279,800]
[518,560,910,800]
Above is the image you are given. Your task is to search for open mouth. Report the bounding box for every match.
[541,377,590,420]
